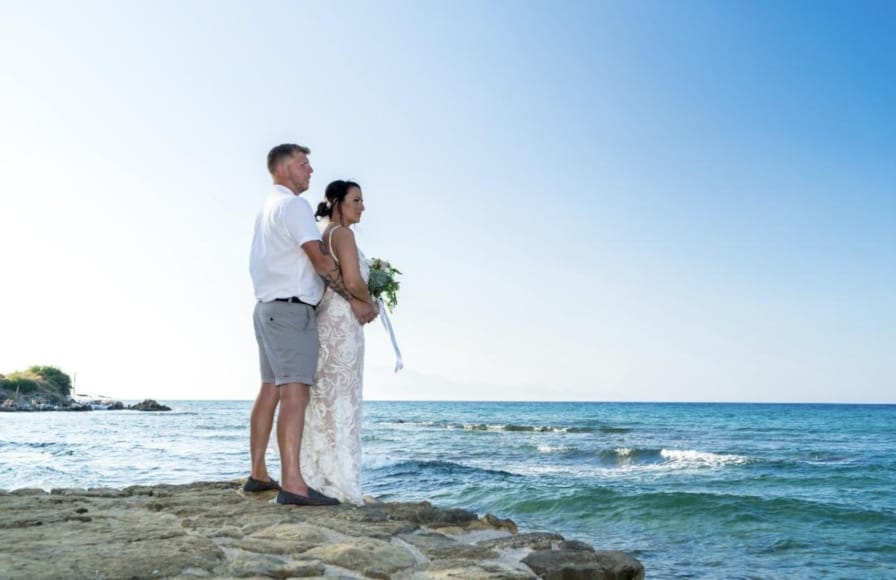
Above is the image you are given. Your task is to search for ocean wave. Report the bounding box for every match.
[377,420,442,428]
[375,420,601,433]
[496,447,751,478]
[590,447,663,467]
[803,451,855,464]
[363,454,405,470]
[593,447,748,468]
[6,441,58,449]
[537,443,574,454]
[627,490,896,528]
[500,485,896,532]
[505,424,555,432]
[660,449,749,467]
[366,458,517,479]
[458,423,596,433]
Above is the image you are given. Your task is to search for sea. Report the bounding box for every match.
[1,401,894,578]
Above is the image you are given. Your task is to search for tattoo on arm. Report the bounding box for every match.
[317,241,353,300]
[322,263,353,301]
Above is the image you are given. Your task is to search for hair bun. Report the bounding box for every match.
[314,200,332,220]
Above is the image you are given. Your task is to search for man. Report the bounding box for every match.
[246,143,377,506]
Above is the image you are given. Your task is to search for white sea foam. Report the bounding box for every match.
[362,454,404,470]
[461,423,505,431]
[378,420,435,429]
[502,447,750,479]
[457,423,575,433]
[537,443,571,453]
[660,449,748,467]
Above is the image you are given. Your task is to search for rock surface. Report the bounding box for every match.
[127,398,172,411]
[0,480,644,579]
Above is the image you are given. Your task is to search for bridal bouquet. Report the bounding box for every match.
[367,257,404,372]
[367,258,402,313]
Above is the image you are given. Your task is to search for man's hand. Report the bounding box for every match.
[351,300,378,324]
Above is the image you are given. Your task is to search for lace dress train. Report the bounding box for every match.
[300,276,366,505]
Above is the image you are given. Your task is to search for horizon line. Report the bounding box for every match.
[110,398,896,405]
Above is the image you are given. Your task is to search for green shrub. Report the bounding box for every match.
[27,365,72,396]
[2,376,40,394]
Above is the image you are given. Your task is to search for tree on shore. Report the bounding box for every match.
[28,366,72,397]
[0,366,72,399]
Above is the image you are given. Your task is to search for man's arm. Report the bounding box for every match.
[303,240,351,299]
[301,240,377,323]
[328,226,377,305]
[284,197,375,323]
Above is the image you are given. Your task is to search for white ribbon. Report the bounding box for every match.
[377,298,404,372]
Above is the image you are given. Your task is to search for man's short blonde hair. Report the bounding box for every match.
[267,144,311,174]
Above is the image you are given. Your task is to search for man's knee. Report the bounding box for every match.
[278,383,310,405]
[255,383,280,404]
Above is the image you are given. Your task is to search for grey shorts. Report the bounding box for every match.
[253,300,319,386]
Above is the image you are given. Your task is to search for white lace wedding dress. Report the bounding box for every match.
[301,228,367,506]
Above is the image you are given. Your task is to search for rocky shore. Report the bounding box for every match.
[1,367,172,412]
[0,397,171,412]
[0,480,644,579]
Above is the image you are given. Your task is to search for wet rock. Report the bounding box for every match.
[482,512,519,534]
[301,537,418,576]
[128,398,172,411]
[399,531,500,560]
[424,557,538,578]
[224,550,325,578]
[522,549,645,580]
[479,532,592,552]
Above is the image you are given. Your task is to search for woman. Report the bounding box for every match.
[301,179,378,506]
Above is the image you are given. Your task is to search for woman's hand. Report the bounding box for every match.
[350,299,377,324]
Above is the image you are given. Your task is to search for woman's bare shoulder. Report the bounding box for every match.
[330,225,356,243]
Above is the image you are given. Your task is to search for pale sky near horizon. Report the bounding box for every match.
[1,1,894,403]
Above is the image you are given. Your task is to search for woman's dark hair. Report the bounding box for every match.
[315,180,361,221]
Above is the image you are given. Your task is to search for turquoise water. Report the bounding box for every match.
[1,401,894,578]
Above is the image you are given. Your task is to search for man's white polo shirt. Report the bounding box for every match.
[250,185,324,304]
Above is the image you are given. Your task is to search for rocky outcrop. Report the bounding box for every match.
[0,480,643,579]
[127,399,171,411]
[0,396,168,412]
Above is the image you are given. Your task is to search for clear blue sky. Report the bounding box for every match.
[1,1,893,402]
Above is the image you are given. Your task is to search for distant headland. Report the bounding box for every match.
[0,365,170,412]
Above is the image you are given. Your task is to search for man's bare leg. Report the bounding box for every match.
[249,382,280,482]
[277,382,310,496]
